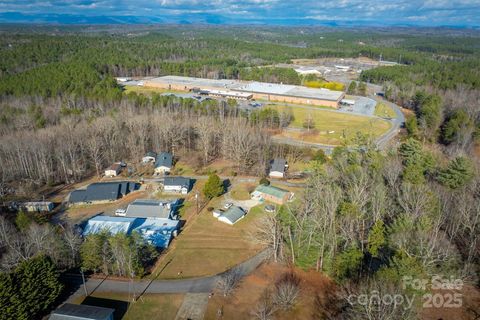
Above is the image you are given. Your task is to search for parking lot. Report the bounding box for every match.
[338,96,377,116]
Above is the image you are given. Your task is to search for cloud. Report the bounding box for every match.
[0,0,479,26]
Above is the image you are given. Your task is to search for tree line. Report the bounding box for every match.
[253,140,478,319]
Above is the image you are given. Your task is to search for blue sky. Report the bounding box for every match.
[0,0,479,26]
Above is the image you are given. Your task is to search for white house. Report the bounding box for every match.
[217,206,246,225]
[269,158,288,178]
[154,152,173,175]
[162,177,191,194]
[105,163,122,177]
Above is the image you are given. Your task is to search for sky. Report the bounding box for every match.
[0,0,479,27]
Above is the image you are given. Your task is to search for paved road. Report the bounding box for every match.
[144,175,305,188]
[65,249,270,299]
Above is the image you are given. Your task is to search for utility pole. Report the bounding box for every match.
[80,268,88,296]
[195,191,199,215]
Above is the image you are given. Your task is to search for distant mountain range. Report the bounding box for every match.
[0,12,478,29]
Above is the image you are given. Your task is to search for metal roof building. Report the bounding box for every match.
[82,216,138,235]
[69,181,135,204]
[124,199,179,219]
[82,215,180,248]
[143,76,345,108]
[49,303,114,320]
[163,176,191,188]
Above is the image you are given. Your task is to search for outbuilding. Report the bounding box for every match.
[22,201,54,212]
[142,151,157,163]
[104,163,122,177]
[269,158,288,178]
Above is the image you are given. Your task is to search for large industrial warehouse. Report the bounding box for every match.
[142,75,345,108]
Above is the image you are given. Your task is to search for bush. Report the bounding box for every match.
[259,177,270,186]
[273,272,301,310]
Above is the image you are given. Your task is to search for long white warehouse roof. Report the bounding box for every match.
[145,76,344,102]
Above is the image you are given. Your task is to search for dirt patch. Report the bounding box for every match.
[204,263,338,320]
[420,285,480,320]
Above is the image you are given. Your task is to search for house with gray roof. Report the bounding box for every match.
[162,176,192,194]
[269,158,288,178]
[217,206,246,225]
[154,152,173,174]
[124,199,179,220]
[69,181,136,204]
[49,303,114,320]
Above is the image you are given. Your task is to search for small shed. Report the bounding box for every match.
[142,151,157,163]
[269,158,288,178]
[105,163,122,177]
[217,206,246,225]
[49,303,114,320]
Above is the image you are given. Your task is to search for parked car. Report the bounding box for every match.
[223,203,233,209]
[115,208,126,216]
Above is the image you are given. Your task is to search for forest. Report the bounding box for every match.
[0,25,479,319]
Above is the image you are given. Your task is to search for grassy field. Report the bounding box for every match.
[151,201,265,279]
[269,105,391,145]
[374,102,397,118]
[72,292,184,320]
[230,182,256,200]
[123,85,184,95]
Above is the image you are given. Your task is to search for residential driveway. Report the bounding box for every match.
[174,293,210,320]
[222,192,260,211]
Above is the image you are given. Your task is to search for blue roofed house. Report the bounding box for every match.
[82,199,181,248]
[154,152,173,175]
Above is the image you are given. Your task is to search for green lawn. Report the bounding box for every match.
[151,202,264,279]
[269,105,391,145]
[374,102,397,118]
[72,292,184,320]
